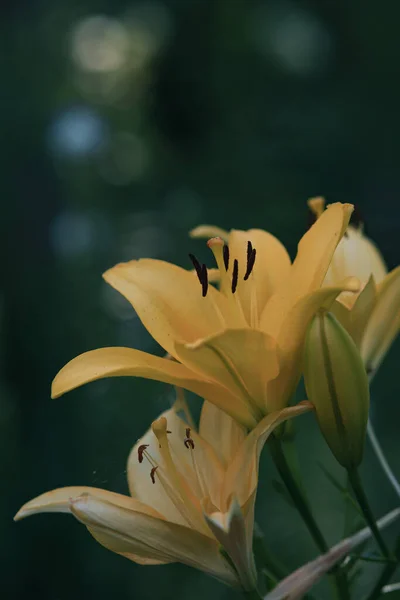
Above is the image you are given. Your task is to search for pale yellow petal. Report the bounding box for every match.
[361,266,400,374]
[127,406,224,525]
[51,347,250,425]
[103,259,236,358]
[324,225,387,293]
[189,224,230,241]
[203,496,257,592]
[347,276,377,346]
[175,328,279,418]
[262,280,360,412]
[70,493,238,586]
[199,401,246,467]
[226,229,291,324]
[14,486,163,521]
[222,403,312,511]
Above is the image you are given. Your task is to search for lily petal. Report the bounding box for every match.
[103,259,235,358]
[175,329,279,417]
[70,492,238,586]
[263,280,360,412]
[14,486,163,521]
[203,496,257,592]
[51,346,252,425]
[347,276,377,347]
[199,401,246,467]
[291,202,354,299]
[324,225,387,296]
[262,204,353,335]
[222,403,313,513]
[227,229,291,324]
[361,266,400,375]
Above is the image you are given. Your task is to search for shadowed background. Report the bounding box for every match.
[2,0,400,598]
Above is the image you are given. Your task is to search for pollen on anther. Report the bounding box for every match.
[231,259,239,293]
[223,244,230,271]
[137,444,149,464]
[184,438,195,449]
[184,428,195,449]
[200,264,208,297]
[189,253,203,282]
[244,243,256,280]
[150,466,158,484]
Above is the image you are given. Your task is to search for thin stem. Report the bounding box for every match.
[253,523,287,581]
[365,537,400,600]
[366,559,398,600]
[367,420,400,499]
[347,467,391,559]
[268,434,350,600]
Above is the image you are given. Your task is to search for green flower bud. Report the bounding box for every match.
[304,310,370,468]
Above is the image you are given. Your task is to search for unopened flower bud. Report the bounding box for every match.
[304,310,370,468]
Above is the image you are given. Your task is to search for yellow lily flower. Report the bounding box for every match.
[309,197,400,377]
[14,399,311,590]
[52,202,355,426]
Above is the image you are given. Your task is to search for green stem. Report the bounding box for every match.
[253,523,287,581]
[347,467,390,559]
[365,537,400,600]
[268,434,350,600]
[366,560,398,600]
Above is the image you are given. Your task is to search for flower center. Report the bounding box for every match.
[136,418,212,535]
[189,237,259,328]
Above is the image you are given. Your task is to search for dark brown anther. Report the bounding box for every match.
[223,244,230,271]
[201,264,208,297]
[184,427,195,449]
[166,430,172,434]
[137,444,149,464]
[189,254,203,282]
[244,247,256,280]
[150,466,158,484]
[231,259,239,293]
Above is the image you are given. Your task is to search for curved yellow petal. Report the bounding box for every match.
[199,401,246,467]
[176,329,279,418]
[222,403,312,511]
[291,202,354,299]
[347,276,377,346]
[52,346,247,420]
[70,493,238,586]
[14,486,163,521]
[263,280,360,412]
[226,229,291,324]
[203,496,257,592]
[324,225,387,296]
[361,266,400,375]
[103,259,235,358]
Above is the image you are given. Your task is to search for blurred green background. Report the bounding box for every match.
[2,0,400,598]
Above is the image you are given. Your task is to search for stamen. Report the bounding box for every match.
[150,466,158,484]
[137,444,149,464]
[184,427,195,449]
[200,263,208,297]
[188,253,203,283]
[244,244,256,281]
[231,259,239,294]
[223,244,229,271]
